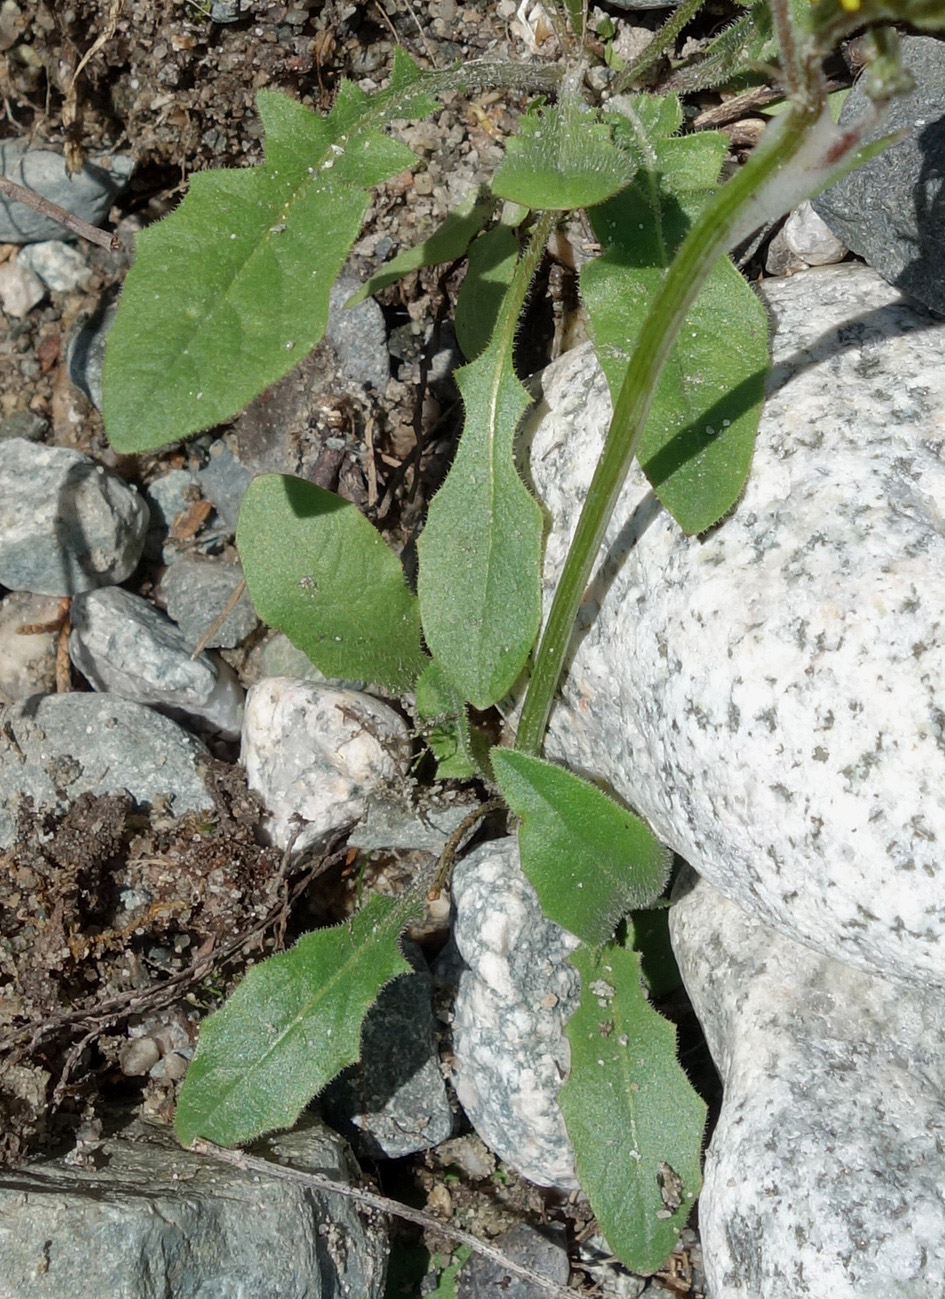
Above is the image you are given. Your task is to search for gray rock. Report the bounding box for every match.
[456,1223,569,1299]
[0,1116,387,1299]
[66,298,117,411]
[575,1236,648,1299]
[321,940,454,1158]
[446,838,579,1190]
[521,264,945,988]
[142,466,201,561]
[17,239,91,292]
[0,410,47,442]
[348,791,481,855]
[162,553,258,648]
[0,139,131,243]
[0,259,45,316]
[814,35,945,314]
[0,693,213,849]
[0,592,60,702]
[0,439,148,595]
[763,226,808,277]
[781,201,847,267]
[241,678,411,854]
[195,439,253,531]
[670,869,945,1299]
[69,586,244,738]
[327,275,390,390]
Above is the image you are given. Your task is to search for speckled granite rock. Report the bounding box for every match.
[241,678,410,854]
[814,35,945,314]
[0,440,148,596]
[0,1116,387,1299]
[321,939,453,1158]
[456,1223,570,1299]
[670,868,945,1299]
[69,587,244,738]
[162,554,258,649]
[523,263,945,987]
[0,693,213,849]
[445,837,579,1190]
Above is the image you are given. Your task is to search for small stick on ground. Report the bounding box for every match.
[190,579,248,659]
[189,1139,578,1299]
[0,175,119,251]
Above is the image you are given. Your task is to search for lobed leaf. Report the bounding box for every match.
[491,96,635,211]
[346,188,493,306]
[492,749,671,946]
[175,893,420,1147]
[560,943,706,1274]
[236,473,427,693]
[417,234,544,711]
[103,85,418,452]
[582,98,769,533]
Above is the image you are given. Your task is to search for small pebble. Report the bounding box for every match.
[0,139,132,243]
[0,260,45,317]
[0,591,60,701]
[17,239,91,292]
[162,554,258,649]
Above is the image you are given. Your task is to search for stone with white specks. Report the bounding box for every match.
[69,587,243,738]
[18,240,91,292]
[0,440,149,596]
[781,200,847,266]
[444,837,580,1190]
[521,263,945,988]
[670,867,945,1299]
[241,678,410,855]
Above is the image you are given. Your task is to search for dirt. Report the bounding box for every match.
[0,1,751,1293]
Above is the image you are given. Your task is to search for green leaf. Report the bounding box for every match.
[560,943,705,1274]
[417,223,547,711]
[103,86,418,452]
[346,189,493,306]
[237,473,427,693]
[492,750,671,946]
[664,0,773,93]
[415,658,476,780]
[583,100,769,533]
[492,96,635,211]
[175,892,420,1147]
[454,225,519,362]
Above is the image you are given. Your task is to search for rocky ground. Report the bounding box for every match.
[2,2,939,1298]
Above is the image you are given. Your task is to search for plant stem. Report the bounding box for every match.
[515,99,823,756]
[613,0,711,93]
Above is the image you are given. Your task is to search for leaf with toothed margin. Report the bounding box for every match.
[175,892,421,1148]
[103,82,420,452]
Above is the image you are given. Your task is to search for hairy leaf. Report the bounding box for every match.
[492,96,634,210]
[237,474,427,693]
[346,189,493,306]
[175,893,420,1147]
[664,0,773,93]
[492,749,671,946]
[583,98,769,533]
[560,943,705,1273]
[415,658,476,780]
[103,85,418,452]
[417,228,545,710]
[454,225,519,362]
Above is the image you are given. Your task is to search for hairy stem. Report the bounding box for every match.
[515,99,825,756]
[613,0,711,93]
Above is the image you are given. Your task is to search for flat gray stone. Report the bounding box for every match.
[445,837,579,1190]
[69,587,243,738]
[0,693,213,849]
[241,678,410,854]
[321,940,454,1158]
[163,553,258,649]
[195,440,253,531]
[327,275,390,390]
[0,140,131,244]
[814,35,945,314]
[521,264,945,988]
[457,1223,569,1299]
[0,440,148,595]
[0,1117,387,1299]
[670,868,945,1299]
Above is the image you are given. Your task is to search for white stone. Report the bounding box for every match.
[0,440,149,595]
[0,259,45,316]
[521,263,945,988]
[18,239,91,292]
[446,838,579,1190]
[782,200,848,266]
[69,587,243,738]
[241,678,410,854]
[0,591,60,701]
[670,868,945,1299]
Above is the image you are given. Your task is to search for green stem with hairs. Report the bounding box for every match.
[515,97,824,756]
